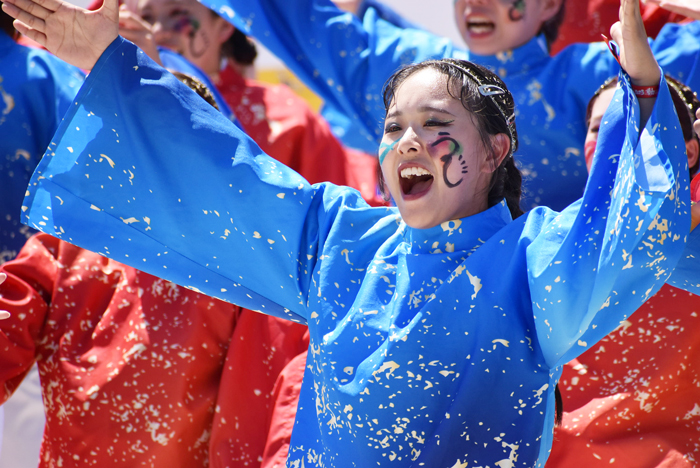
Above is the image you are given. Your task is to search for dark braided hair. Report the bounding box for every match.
[380,58,524,220]
[211,10,258,67]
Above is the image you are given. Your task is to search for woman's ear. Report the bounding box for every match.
[687,138,699,173]
[540,0,564,23]
[216,18,235,45]
[483,133,511,173]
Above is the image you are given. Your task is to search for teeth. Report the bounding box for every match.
[468,24,493,34]
[467,15,491,23]
[400,167,431,178]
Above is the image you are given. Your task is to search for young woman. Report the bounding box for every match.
[1,0,692,466]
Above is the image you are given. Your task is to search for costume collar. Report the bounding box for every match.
[402,200,512,255]
[467,34,550,78]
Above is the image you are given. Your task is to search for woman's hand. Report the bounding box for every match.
[610,0,661,128]
[0,273,9,320]
[1,0,119,71]
[644,0,700,20]
[610,0,661,87]
[119,4,162,65]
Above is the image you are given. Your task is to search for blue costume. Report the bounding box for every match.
[21,39,690,467]
[158,46,242,128]
[0,31,84,263]
[199,0,700,211]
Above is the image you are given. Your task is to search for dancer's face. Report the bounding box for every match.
[584,87,615,172]
[132,0,233,76]
[453,0,561,55]
[380,68,509,229]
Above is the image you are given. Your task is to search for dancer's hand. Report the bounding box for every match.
[644,0,700,20]
[610,0,661,127]
[610,0,661,87]
[1,0,119,70]
[0,273,10,320]
[119,4,162,65]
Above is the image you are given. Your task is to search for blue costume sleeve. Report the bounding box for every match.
[356,0,423,31]
[666,227,700,295]
[21,37,381,324]
[526,73,690,368]
[157,47,243,128]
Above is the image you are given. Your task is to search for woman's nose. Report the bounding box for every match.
[397,127,422,155]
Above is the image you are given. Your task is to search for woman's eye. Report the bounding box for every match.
[590,126,600,134]
[384,124,401,133]
[141,13,155,24]
[426,120,452,127]
[169,8,188,18]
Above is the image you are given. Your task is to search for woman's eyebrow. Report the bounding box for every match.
[386,106,455,120]
[418,105,455,116]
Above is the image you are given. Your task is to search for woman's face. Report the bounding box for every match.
[584,87,616,172]
[131,0,232,76]
[381,68,507,229]
[453,0,560,56]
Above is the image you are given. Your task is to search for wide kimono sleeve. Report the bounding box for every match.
[201,0,462,150]
[666,227,700,295]
[524,72,691,368]
[21,37,376,325]
[0,234,59,401]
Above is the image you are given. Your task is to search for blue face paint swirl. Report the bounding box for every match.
[378,140,399,165]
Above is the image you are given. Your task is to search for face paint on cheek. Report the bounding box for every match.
[432,132,467,188]
[173,16,200,35]
[584,140,597,171]
[507,0,526,22]
[378,140,399,165]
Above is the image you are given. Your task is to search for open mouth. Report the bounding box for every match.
[466,15,495,36]
[399,166,434,197]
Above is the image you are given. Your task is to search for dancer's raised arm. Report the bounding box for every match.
[2,0,118,70]
[610,0,662,127]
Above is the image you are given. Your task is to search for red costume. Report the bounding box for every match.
[547,287,700,467]
[0,233,310,467]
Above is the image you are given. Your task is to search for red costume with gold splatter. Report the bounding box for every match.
[0,233,309,467]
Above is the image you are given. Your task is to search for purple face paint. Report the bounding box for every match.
[508,0,526,22]
[432,132,466,188]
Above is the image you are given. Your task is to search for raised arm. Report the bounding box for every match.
[15,33,387,325]
[527,0,687,367]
